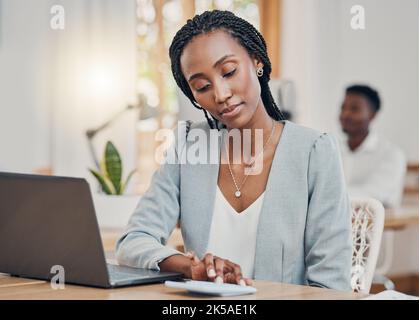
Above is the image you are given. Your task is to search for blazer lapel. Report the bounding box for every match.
[181,127,222,258]
[254,121,290,281]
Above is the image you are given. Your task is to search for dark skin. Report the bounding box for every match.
[339,93,377,151]
[159,30,284,285]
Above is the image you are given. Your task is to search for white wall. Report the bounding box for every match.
[281,0,419,162]
[0,0,52,172]
[0,0,138,192]
[338,0,419,163]
[281,0,419,275]
[48,0,137,190]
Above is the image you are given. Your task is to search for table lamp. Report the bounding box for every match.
[85,94,158,169]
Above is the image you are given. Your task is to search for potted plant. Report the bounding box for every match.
[89,141,141,230]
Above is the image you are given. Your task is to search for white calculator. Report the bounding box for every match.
[164,280,257,296]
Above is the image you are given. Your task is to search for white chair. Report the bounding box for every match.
[373,231,396,290]
[351,197,385,294]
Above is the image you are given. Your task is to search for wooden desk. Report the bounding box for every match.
[384,195,419,230]
[0,274,364,300]
[385,206,419,230]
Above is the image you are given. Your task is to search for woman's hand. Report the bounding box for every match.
[186,251,253,286]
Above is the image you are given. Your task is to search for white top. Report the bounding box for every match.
[206,186,265,279]
[339,132,406,208]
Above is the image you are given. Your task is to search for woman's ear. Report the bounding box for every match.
[253,58,263,71]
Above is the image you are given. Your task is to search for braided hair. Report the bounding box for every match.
[169,10,286,129]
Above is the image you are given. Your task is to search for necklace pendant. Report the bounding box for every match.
[235,190,241,198]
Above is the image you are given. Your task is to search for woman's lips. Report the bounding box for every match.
[221,103,243,119]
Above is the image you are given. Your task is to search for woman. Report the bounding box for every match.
[116,10,352,291]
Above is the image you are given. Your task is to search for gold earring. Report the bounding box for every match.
[256,67,264,77]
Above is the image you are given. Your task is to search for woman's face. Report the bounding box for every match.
[180,30,263,129]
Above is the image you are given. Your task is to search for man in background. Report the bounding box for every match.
[339,84,406,208]
[339,84,407,289]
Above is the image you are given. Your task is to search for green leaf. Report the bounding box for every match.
[104,141,122,194]
[88,169,114,195]
[120,169,137,194]
[99,158,107,178]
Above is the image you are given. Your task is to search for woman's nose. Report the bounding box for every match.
[213,80,232,104]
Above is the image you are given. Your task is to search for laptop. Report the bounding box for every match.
[0,172,183,288]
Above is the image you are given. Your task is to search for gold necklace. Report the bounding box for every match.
[224,119,276,198]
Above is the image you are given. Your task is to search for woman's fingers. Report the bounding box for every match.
[223,260,244,285]
[187,251,200,267]
[223,272,252,286]
[188,251,210,281]
[188,253,253,286]
[203,253,216,279]
[214,257,224,284]
[245,278,254,286]
[223,272,237,284]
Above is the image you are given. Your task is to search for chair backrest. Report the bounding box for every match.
[351,197,385,294]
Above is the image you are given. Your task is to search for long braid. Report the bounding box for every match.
[202,106,216,129]
[169,10,285,129]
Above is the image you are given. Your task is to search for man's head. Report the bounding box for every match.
[339,84,381,136]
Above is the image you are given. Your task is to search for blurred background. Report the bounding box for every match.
[1,0,419,294]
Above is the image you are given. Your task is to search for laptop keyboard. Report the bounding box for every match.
[107,264,180,281]
[107,264,147,281]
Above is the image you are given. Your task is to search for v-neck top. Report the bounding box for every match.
[205,186,265,279]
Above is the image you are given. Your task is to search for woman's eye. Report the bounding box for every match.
[223,69,236,78]
[195,69,236,92]
[196,85,209,92]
